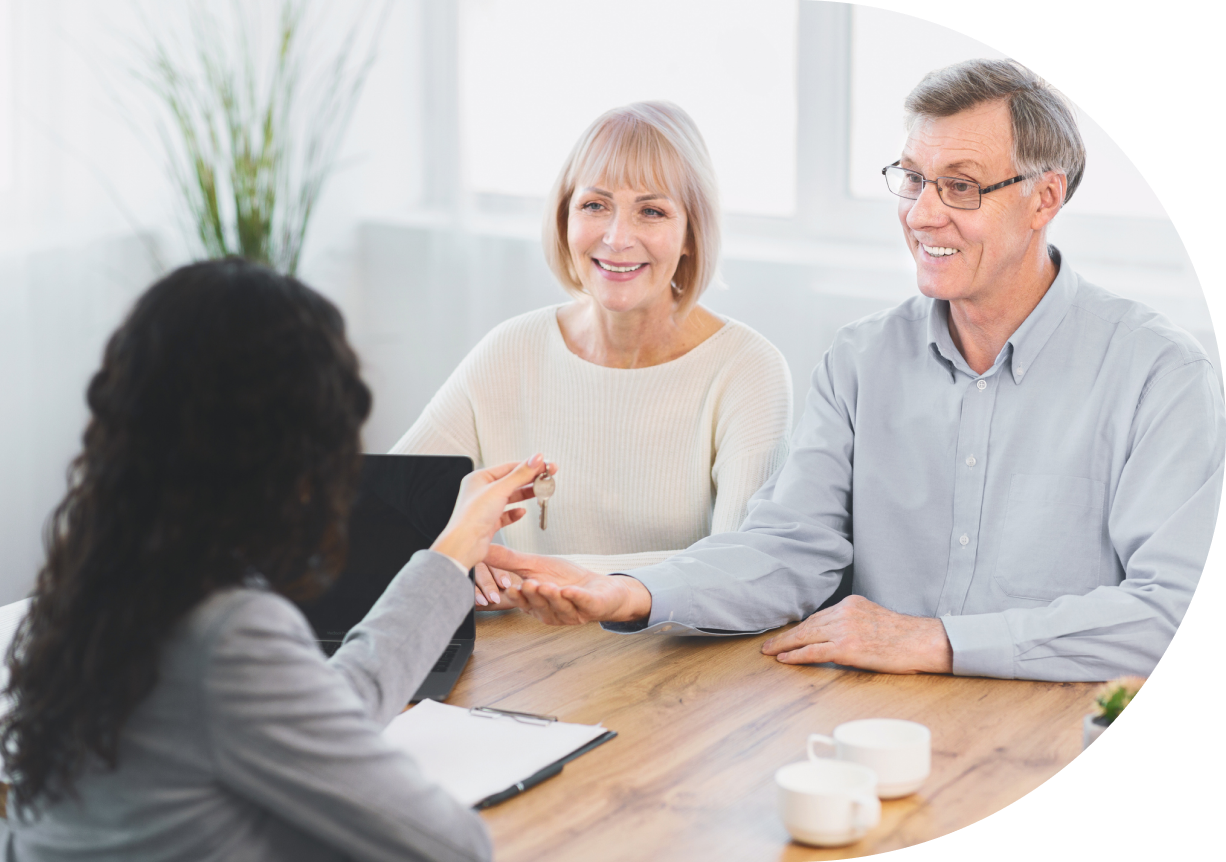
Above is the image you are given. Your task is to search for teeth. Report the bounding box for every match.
[596,260,645,273]
[922,245,958,257]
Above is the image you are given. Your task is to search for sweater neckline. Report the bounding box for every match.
[547,304,733,372]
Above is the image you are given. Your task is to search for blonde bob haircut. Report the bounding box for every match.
[542,101,721,315]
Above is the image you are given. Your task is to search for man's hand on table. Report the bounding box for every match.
[481,545,652,625]
[761,595,953,674]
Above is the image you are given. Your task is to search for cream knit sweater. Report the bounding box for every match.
[391,305,793,573]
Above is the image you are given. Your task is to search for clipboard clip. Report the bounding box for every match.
[469,705,558,726]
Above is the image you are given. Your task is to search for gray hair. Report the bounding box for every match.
[904,59,1086,205]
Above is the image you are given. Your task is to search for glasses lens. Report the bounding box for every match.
[885,166,923,199]
[936,177,981,209]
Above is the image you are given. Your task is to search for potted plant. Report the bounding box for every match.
[1083,675,1144,749]
[132,0,391,275]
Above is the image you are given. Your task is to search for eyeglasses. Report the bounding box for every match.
[881,161,1028,210]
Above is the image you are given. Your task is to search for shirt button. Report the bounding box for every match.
[966,455,976,467]
[976,379,987,390]
[959,534,969,546]
[1016,365,1025,375]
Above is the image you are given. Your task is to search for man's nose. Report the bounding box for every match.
[905,180,949,230]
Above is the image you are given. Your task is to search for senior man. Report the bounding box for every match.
[485,59,1225,682]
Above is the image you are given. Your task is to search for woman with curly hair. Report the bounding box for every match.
[0,258,540,861]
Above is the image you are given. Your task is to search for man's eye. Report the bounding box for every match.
[902,172,923,186]
[950,181,972,193]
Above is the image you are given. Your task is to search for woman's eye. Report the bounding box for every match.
[642,207,665,217]
[580,201,605,212]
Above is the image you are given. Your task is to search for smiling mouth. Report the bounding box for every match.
[595,259,646,273]
[921,244,958,257]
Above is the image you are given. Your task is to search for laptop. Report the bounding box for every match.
[298,453,476,703]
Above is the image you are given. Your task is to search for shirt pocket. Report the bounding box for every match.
[994,473,1105,602]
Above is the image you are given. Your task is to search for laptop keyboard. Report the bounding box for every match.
[432,642,460,673]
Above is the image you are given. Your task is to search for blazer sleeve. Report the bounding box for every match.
[200,552,490,862]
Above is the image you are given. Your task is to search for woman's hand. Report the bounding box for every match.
[473,561,525,608]
[429,455,557,572]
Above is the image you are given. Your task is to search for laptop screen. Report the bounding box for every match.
[299,454,475,642]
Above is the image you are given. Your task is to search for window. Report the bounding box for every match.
[0,0,13,192]
[457,0,798,217]
[848,4,1165,219]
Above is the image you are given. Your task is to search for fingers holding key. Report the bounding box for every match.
[432,455,559,570]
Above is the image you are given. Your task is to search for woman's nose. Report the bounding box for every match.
[603,210,634,250]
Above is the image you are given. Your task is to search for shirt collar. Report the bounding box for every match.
[926,246,1075,385]
[1003,246,1075,385]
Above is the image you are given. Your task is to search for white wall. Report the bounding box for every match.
[0,0,1216,609]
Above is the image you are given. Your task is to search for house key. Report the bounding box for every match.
[533,468,555,530]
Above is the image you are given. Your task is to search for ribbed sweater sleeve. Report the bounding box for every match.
[390,351,482,464]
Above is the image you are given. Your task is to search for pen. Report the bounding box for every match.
[474,761,564,810]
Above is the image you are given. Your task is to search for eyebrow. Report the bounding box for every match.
[897,156,987,176]
[943,159,987,175]
[578,187,669,203]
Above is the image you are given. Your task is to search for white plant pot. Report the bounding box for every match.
[1082,713,1110,749]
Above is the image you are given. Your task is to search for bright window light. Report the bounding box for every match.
[0,0,13,192]
[849,5,1165,219]
[458,0,798,217]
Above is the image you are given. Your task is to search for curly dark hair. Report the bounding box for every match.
[0,258,372,811]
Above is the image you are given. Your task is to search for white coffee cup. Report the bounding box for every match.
[808,718,931,799]
[776,758,882,847]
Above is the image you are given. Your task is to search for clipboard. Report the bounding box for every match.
[472,707,618,809]
[382,700,618,809]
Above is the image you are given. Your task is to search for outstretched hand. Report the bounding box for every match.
[760,595,953,674]
[482,545,653,625]
[430,455,557,571]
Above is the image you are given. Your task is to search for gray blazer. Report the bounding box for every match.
[6,550,491,862]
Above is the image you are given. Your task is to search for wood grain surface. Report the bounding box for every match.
[452,610,1099,861]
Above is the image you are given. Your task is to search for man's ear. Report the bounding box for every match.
[1030,171,1066,230]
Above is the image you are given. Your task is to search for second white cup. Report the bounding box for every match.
[776,758,881,847]
[808,718,931,799]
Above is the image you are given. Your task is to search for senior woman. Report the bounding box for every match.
[393,101,792,607]
[0,259,551,861]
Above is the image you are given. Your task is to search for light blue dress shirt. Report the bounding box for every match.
[613,251,1225,682]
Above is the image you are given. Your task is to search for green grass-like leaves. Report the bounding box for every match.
[134,0,389,275]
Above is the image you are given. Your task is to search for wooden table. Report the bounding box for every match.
[453,611,1099,861]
